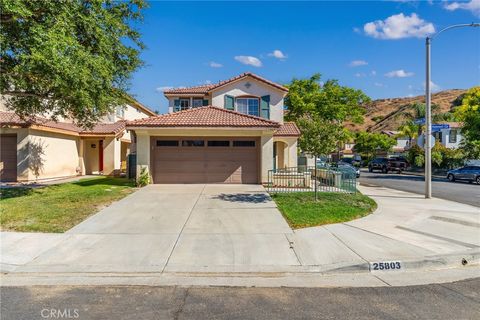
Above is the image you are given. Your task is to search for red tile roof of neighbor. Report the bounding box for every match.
[164,72,289,95]
[0,112,125,136]
[274,122,301,137]
[126,106,281,128]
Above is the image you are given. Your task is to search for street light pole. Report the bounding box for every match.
[424,22,479,199]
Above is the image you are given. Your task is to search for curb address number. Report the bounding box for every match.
[371,261,402,271]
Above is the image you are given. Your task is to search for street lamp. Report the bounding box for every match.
[424,22,480,199]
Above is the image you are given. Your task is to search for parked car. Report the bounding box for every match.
[368,157,407,173]
[337,162,360,178]
[447,166,480,184]
[340,157,361,167]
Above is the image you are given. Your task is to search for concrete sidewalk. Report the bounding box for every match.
[1,184,479,287]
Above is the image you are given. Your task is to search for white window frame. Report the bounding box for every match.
[179,99,190,111]
[235,97,259,117]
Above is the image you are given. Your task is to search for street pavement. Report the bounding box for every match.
[359,170,480,207]
[2,278,479,320]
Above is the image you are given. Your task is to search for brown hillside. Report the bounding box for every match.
[348,89,467,132]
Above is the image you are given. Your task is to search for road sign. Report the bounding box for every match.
[432,124,450,132]
[414,118,426,125]
[417,134,436,149]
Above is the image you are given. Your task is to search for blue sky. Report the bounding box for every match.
[128,1,480,113]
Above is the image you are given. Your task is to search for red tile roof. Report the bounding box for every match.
[164,72,289,95]
[0,112,125,136]
[126,106,280,128]
[274,122,301,136]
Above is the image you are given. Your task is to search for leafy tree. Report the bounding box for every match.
[454,87,480,159]
[285,73,370,158]
[285,74,370,124]
[0,0,147,127]
[352,132,396,161]
[296,114,344,158]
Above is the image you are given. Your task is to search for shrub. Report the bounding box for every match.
[136,167,150,187]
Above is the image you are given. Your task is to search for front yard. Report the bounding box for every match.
[0,177,136,233]
[271,192,377,229]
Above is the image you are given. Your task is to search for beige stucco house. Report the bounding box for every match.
[0,98,155,182]
[127,72,300,184]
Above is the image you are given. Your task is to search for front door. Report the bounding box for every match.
[99,140,104,172]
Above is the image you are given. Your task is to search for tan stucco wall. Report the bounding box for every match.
[211,78,286,123]
[135,132,151,181]
[103,137,121,175]
[273,137,298,169]
[84,139,100,174]
[4,128,81,181]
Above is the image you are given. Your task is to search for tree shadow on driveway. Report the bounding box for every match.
[212,193,271,203]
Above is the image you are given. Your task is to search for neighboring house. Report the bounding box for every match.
[432,122,463,149]
[0,98,155,182]
[127,72,300,184]
[381,130,411,154]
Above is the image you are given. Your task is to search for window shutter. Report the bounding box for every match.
[224,95,234,110]
[203,99,209,106]
[173,99,180,112]
[260,95,270,119]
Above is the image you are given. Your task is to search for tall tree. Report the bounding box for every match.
[285,74,370,124]
[1,0,147,127]
[454,87,480,159]
[284,73,370,157]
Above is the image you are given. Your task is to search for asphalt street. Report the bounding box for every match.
[2,279,479,320]
[359,170,480,207]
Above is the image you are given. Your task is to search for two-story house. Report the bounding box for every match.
[127,72,300,184]
[0,97,155,182]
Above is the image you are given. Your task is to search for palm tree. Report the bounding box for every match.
[397,120,420,148]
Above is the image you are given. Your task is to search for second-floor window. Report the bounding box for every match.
[236,98,259,117]
[192,98,203,108]
[180,99,190,110]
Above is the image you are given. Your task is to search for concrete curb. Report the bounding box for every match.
[2,251,478,287]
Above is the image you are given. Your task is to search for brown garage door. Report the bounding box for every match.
[152,137,259,184]
[1,134,17,182]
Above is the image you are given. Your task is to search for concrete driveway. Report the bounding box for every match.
[13,184,298,273]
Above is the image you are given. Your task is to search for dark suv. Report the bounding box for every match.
[368,157,407,173]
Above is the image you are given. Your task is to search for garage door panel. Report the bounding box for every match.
[0,135,17,182]
[152,137,259,184]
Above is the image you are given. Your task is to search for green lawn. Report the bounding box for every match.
[271,192,377,229]
[0,177,136,233]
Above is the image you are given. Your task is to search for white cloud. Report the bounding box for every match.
[363,13,435,39]
[268,50,287,60]
[208,61,223,68]
[423,80,441,92]
[374,82,385,87]
[234,55,263,67]
[353,27,361,34]
[444,0,480,17]
[349,60,368,67]
[355,73,367,78]
[155,86,174,92]
[385,69,414,78]
[371,70,377,76]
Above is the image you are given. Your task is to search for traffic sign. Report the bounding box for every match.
[417,134,436,149]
